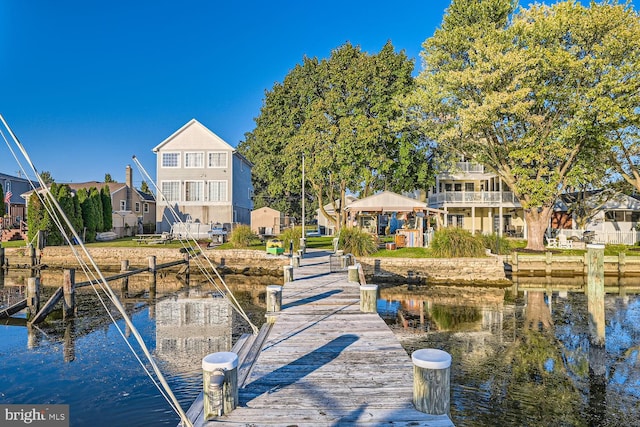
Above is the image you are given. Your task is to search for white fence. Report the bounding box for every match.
[556,229,640,245]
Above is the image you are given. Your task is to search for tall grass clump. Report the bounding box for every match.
[479,232,512,255]
[229,224,258,248]
[431,227,485,258]
[338,227,378,257]
[279,226,302,252]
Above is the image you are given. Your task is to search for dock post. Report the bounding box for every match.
[202,352,238,419]
[26,277,40,317]
[618,252,626,278]
[348,264,360,283]
[359,284,378,313]
[148,256,157,296]
[63,268,76,319]
[412,348,451,416]
[587,244,605,346]
[291,254,300,268]
[299,237,306,254]
[283,265,294,283]
[183,252,190,285]
[266,285,283,313]
[297,249,304,259]
[0,247,5,269]
[30,244,37,268]
[120,260,129,296]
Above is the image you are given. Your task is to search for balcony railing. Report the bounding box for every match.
[428,191,520,206]
[454,162,485,174]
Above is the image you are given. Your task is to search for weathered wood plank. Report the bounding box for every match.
[189,249,454,427]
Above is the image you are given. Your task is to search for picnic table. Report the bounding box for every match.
[133,233,173,244]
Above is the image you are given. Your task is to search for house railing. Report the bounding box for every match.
[428,191,520,206]
[556,229,640,245]
[453,162,485,174]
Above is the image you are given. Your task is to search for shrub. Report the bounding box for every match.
[431,227,485,258]
[338,227,378,257]
[229,224,257,248]
[279,226,302,252]
[479,232,512,255]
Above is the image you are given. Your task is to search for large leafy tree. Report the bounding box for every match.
[403,0,640,250]
[239,42,433,231]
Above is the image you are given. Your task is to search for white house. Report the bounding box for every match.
[153,119,253,233]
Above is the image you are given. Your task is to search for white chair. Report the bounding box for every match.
[558,234,572,249]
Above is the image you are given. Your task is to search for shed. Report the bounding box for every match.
[251,207,285,237]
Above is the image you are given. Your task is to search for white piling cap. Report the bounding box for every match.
[359,284,378,291]
[266,285,282,291]
[202,352,238,371]
[412,349,451,370]
[586,244,605,250]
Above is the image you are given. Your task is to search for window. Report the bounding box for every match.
[120,200,126,211]
[185,181,203,201]
[447,214,464,228]
[134,202,140,212]
[208,180,227,202]
[162,152,180,168]
[161,181,180,202]
[185,152,204,168]
[143,203,149,213]
[208,152,228,168]
[465,183,474,192]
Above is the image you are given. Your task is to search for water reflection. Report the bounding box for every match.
[381,282,640,426]
[0,270,268,427]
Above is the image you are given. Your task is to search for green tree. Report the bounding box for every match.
[403,0,640,250]
[140,180,151,195]
[26,192,44,243]
[239,42,433,232]
[101,185,113,231]
[104,173,114,183]
[39,171,54,184]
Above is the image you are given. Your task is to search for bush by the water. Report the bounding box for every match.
[279,226,303,252]
[229,225,258,248]
[431,227,486,257]
[479,232,512,255]
[338,227,378,257]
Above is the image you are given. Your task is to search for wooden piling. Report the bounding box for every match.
[148,255,157,296]
[63,320,76,363]
[266,285,282,313]
[348,264,360,283]
[30,245,37,268]
[412,348,451,416]
[283,265,293,283]
[26,277,40,317]
[63,268,76,319]
[359,284,378,313]
[0,247,5,269]
[587,244,605,346]
[202,352,238,419]
[618,252,626,277]
[120,260,129,295]
[545,251,552,276]
[183,252,190,285]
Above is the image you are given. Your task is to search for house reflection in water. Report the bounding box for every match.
[155,289,232,372]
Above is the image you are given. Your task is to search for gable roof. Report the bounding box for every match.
[345,191,445,214]
[152,118,234,153]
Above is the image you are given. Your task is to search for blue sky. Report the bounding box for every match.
[0,0,636,187]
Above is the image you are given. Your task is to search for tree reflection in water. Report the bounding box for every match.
[382,285,640,427]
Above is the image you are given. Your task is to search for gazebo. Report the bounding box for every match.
[344,191,445,247]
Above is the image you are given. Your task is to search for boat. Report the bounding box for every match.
[95,231,117,241]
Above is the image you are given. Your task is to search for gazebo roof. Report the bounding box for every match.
[345,191,445,214]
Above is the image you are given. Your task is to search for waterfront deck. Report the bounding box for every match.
[184,249,454,427]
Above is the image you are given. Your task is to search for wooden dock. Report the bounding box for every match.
[184,249,454,427]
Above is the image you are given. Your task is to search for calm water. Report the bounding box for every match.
[1,272,639,426]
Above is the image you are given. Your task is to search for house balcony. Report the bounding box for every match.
[428,191,521,208]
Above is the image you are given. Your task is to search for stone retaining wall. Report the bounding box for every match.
[5,247,291,273]
[359,255,509,285]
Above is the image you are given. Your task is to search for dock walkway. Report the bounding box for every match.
[187,249,454,426]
